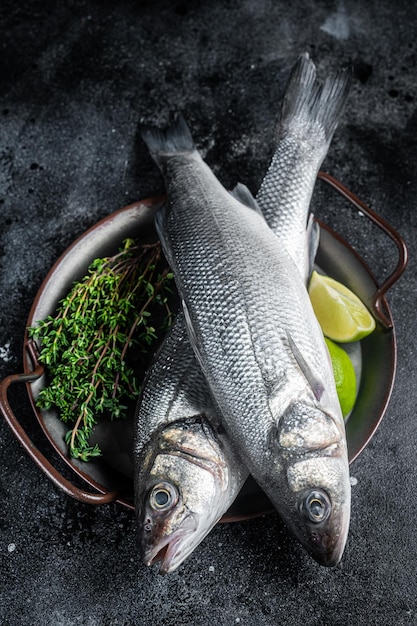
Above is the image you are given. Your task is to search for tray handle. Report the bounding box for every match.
[0,342,120,506]
[317,171,408,329]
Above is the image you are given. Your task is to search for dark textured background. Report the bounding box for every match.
[1,1,416,624]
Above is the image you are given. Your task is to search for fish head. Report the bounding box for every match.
[268,401,351,566]
[135,418,236,574]
[286,454,351,567]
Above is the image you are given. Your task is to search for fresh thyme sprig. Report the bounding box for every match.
[28,238,175,462]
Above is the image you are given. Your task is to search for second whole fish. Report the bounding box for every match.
[134,312,248,574]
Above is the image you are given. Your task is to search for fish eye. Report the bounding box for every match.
[300,490,331,524]
[149,482,178,511]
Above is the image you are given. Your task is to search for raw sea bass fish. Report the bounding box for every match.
[136,54,351,570]
[142,115,350,569]
[134,312,248,574]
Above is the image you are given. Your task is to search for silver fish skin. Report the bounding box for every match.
[142,114,350,567]
[257,52,351,282]
[134,313,248,574]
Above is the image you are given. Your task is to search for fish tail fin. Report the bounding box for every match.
[280,52,352,147]
[314,65,352,143]
[141,113,196,168]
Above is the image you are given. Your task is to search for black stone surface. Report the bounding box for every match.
[1,1,416,624]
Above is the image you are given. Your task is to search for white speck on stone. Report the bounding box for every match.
[235,619,241,624]
[350,476,358,486]
[8,543,16,553]
[358,210,365,217]
[320,1,350,40]
[0,342,12,362]
[208,565,214,572]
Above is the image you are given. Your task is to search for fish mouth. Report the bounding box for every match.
[143,518,198,575]
[313,549,343,568]
[305,521,349,567]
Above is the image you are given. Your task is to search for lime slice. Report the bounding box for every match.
[308,271,376,342]
[325,338,357,417]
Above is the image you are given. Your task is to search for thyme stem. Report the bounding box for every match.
[28,238,175,461]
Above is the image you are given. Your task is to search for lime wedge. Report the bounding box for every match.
[308,271,376,342]
[324,338,357,417]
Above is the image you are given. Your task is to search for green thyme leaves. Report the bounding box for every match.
[28,238,175,462]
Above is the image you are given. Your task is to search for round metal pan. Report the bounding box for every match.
[0,173,407,520]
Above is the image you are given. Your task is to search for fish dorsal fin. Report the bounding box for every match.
[182,299,205,371]
[230,182,264,216]
[286,331,325,401]
[306,213,320,280]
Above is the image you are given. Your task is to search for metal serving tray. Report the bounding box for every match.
[0,173,407,520]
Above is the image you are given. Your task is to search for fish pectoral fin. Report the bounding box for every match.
[286,331,325,402]
[230,182,264,216]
